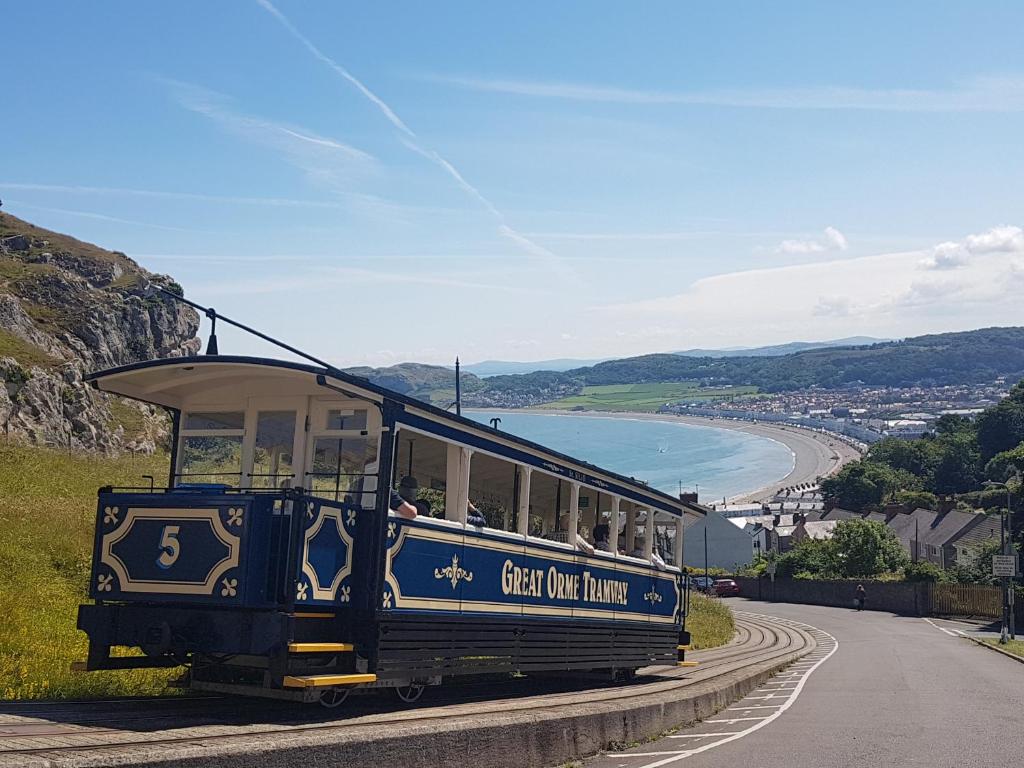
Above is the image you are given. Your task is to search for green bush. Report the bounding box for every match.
[903,561,948,583]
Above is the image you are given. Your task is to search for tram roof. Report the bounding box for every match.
[87,355,690,515]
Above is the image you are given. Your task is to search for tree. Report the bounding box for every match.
[931,433,982,494]
[976,382,1024,460]
[820,461,901,511]
[829,519,909,577]
[984,443,1024,482]
[948,538,1004,585]
[776,538,837,579]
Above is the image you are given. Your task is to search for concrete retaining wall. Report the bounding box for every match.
[735,576,931,615]
[18,647,814,768]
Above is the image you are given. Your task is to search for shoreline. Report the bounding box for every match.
[467,408,863,504]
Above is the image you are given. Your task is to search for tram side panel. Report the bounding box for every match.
[376,518,682,679]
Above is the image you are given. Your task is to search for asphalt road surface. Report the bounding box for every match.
[583,599,1024,768]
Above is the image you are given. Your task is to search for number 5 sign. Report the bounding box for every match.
[157,525,181,569]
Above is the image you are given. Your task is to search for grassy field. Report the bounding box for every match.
[540,382,758,413]
[0,442,176,700]
[686,593,736,650]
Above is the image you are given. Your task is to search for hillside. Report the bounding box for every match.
[344,361,486,406]
[465,328,1024,408]
[0,212,199,451]
[672,336,889,358]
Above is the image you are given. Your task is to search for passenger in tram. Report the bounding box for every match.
[398,475,431,517]
[592,523,613,552]
[629,538,646,558]
[466,501,487,527]
[385,481,417,524]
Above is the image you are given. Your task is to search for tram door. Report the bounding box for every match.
[244,397,308,490]
[304,400,382,508]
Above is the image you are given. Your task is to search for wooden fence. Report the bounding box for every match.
[929,583,1002,618]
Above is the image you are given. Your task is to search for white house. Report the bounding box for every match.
[684,510,756,571]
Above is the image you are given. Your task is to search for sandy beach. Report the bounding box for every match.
[472,408,864,504]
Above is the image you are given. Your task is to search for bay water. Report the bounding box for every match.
[466,411,794,503]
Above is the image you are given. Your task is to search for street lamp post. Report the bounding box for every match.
[984,477,1019,644]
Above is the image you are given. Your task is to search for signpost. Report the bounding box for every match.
[992,555,1018,578]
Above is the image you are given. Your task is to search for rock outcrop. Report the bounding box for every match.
[0,212,200,452]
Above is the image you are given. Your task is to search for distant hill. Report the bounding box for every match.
[465,328,1024,408]
[344,362,485,406]
[461,357,609,377]
[673,336,889,358]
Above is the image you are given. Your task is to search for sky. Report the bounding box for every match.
[3,1,1024,367]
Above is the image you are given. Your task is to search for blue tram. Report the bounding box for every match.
[77,356,691,704]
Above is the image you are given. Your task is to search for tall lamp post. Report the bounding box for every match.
[984,476,1019,644]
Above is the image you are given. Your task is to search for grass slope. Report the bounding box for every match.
[0,443,175,700]
[541,382,757,412]
[686,593,736,650]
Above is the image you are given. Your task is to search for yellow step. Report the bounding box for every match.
[677,661,700,667]
[283,673,376,688]
[288,612,335,618]
[677,644,692,651]
[287,642,354,653]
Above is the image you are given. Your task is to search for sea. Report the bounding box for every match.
[466,411,794,503]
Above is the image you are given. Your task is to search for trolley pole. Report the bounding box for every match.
[455,357,462,417]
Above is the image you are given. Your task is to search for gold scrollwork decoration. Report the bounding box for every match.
[644,589,663,604]
[434,553,474,590]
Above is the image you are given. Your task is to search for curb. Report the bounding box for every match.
[13,647,813,768]
[963,635,1024,665]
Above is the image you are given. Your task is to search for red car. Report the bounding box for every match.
[713,578,741,597]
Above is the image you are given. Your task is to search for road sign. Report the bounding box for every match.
[992,555,1018,578]
[766,562,777,576]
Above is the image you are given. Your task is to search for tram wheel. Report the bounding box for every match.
[394,682,425,704]
[318,687,350,708]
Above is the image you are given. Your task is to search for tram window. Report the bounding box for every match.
[325,409,368,431]
[251,411,296,488]
[654,512,676,565]
[467,452,518,532]
[178,410,245,486]
[184,412,244,431]
[529,472,561,539]
[394,432,448,518]
[308,435,378,499]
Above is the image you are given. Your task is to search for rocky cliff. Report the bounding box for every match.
[0,212,200,452]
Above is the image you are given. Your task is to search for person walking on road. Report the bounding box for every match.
[854,583,866,611]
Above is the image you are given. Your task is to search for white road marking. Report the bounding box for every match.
[625,613,839,768]
[668,733,743,739]
[725,704,783,710]
[923,617,967,637]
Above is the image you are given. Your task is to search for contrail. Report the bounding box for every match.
[255,0,561,264]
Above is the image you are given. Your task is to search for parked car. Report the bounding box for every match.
[687,575,715,592]
[713,578,741,597]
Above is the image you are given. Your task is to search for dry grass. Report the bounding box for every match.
[0,442,176,700]
[687,592,736,650]
[0,329,59,368]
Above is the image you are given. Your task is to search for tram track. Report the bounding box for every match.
[0,611,816,766]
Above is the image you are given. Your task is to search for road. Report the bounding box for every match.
[583,599,1024,768]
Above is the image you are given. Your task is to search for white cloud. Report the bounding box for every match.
[600,224,1024,346]
[965,225,1024,253]
[920,225,1024,269]
[422,73,1024,112]
[775,226,849,255]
